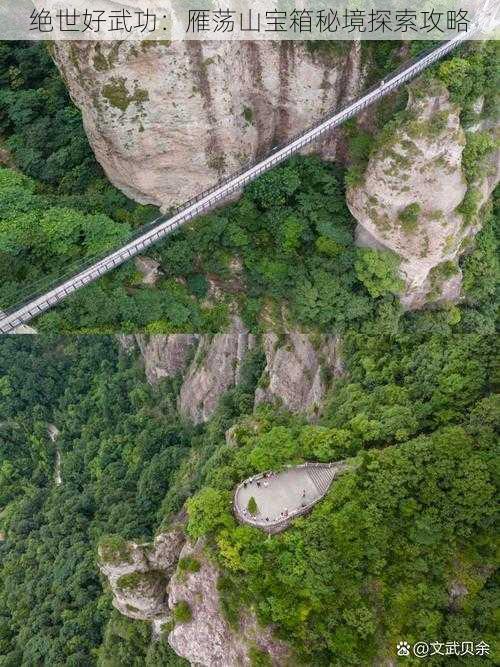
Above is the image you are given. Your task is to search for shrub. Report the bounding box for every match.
[116,571,166,591]
[247,496,258,515]
[354,249,404,298]
[186,487,234,539]
[458,188,481,224]
[249,645,272,667]
[398,203,421,233]
[462,132,496,185]
[98,535,133,565]
[173,600,192,624]
[178,556,201,574]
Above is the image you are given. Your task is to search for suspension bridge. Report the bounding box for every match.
[0,30,480,333]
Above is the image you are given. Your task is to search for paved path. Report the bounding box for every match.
[0,29,481,333]
[234,463,347,531]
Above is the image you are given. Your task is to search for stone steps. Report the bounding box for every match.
[306,466,336,497]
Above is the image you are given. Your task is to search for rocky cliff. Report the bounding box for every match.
[98,523,186,636]
[119,332,343,423]
[51,40,363,209]
[100,530,290,665]
[255,333,343,416]
[168,539,290,666]
[347,80,500,308]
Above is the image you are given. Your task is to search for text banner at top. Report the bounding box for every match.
[0,0,498,40]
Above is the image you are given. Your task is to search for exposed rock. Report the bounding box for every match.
[116,334,137,353]
[178,331,255,424]
[448,581,469,610]
[12,324,37,334]
[134,256,162,286]
[347,81,499,309]
[51,40,363,209]
[168,539,290,666]
[125,332,343,423]
[135,334,198,384]
[98,526,185,624]
[47,424,62,486]
[255,333,343,415]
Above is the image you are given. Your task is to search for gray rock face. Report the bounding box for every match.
[178,332,255,424]
[98,527,185,623]
[168,539,290,666]
[135,334,198,384]
[51,40,363,209]
[347,81,499,309]
[124,332,343,423]
[255,333,343,415]
[134,256,162,286]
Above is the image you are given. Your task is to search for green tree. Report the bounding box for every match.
[247,496,258,515]
[354,248,404,298]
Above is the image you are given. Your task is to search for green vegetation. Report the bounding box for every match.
[184,320,498,665]
[97,611,189,666]
[116,571,165,591]
[398,202,421,233]
[173,600,192,624]
[178,556,201,574]
[248,645,272,667]
[354,248,404,298]
[242,106,253,124]
[0,39,498,667]
[0,336,194,665]
[462,132,497,184]
[102,77,149,113]
[247,496,258,515]
[99,535,133,565]
[436,42,499,123]
[0,41,497,334]
[0,199,498,665]
[0,150,405,333]
[0,41,163,328]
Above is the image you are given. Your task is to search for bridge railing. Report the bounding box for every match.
[0,32,473,331]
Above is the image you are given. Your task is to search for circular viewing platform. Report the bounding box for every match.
[233,462,348,533]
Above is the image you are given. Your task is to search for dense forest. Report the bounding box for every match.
[0,336,194,665]
[0,40,496,332]
[0,251,498,664]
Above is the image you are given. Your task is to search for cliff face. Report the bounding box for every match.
[168,539,290,666]
[120,332,343,424]
[254,333,344,416]
[100,532,290,665]
[347,82,500,308]
[98,525,186,633]
[52,40,363,209]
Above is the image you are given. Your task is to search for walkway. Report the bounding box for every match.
[234,462,348,532]
[0,28,480,333]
